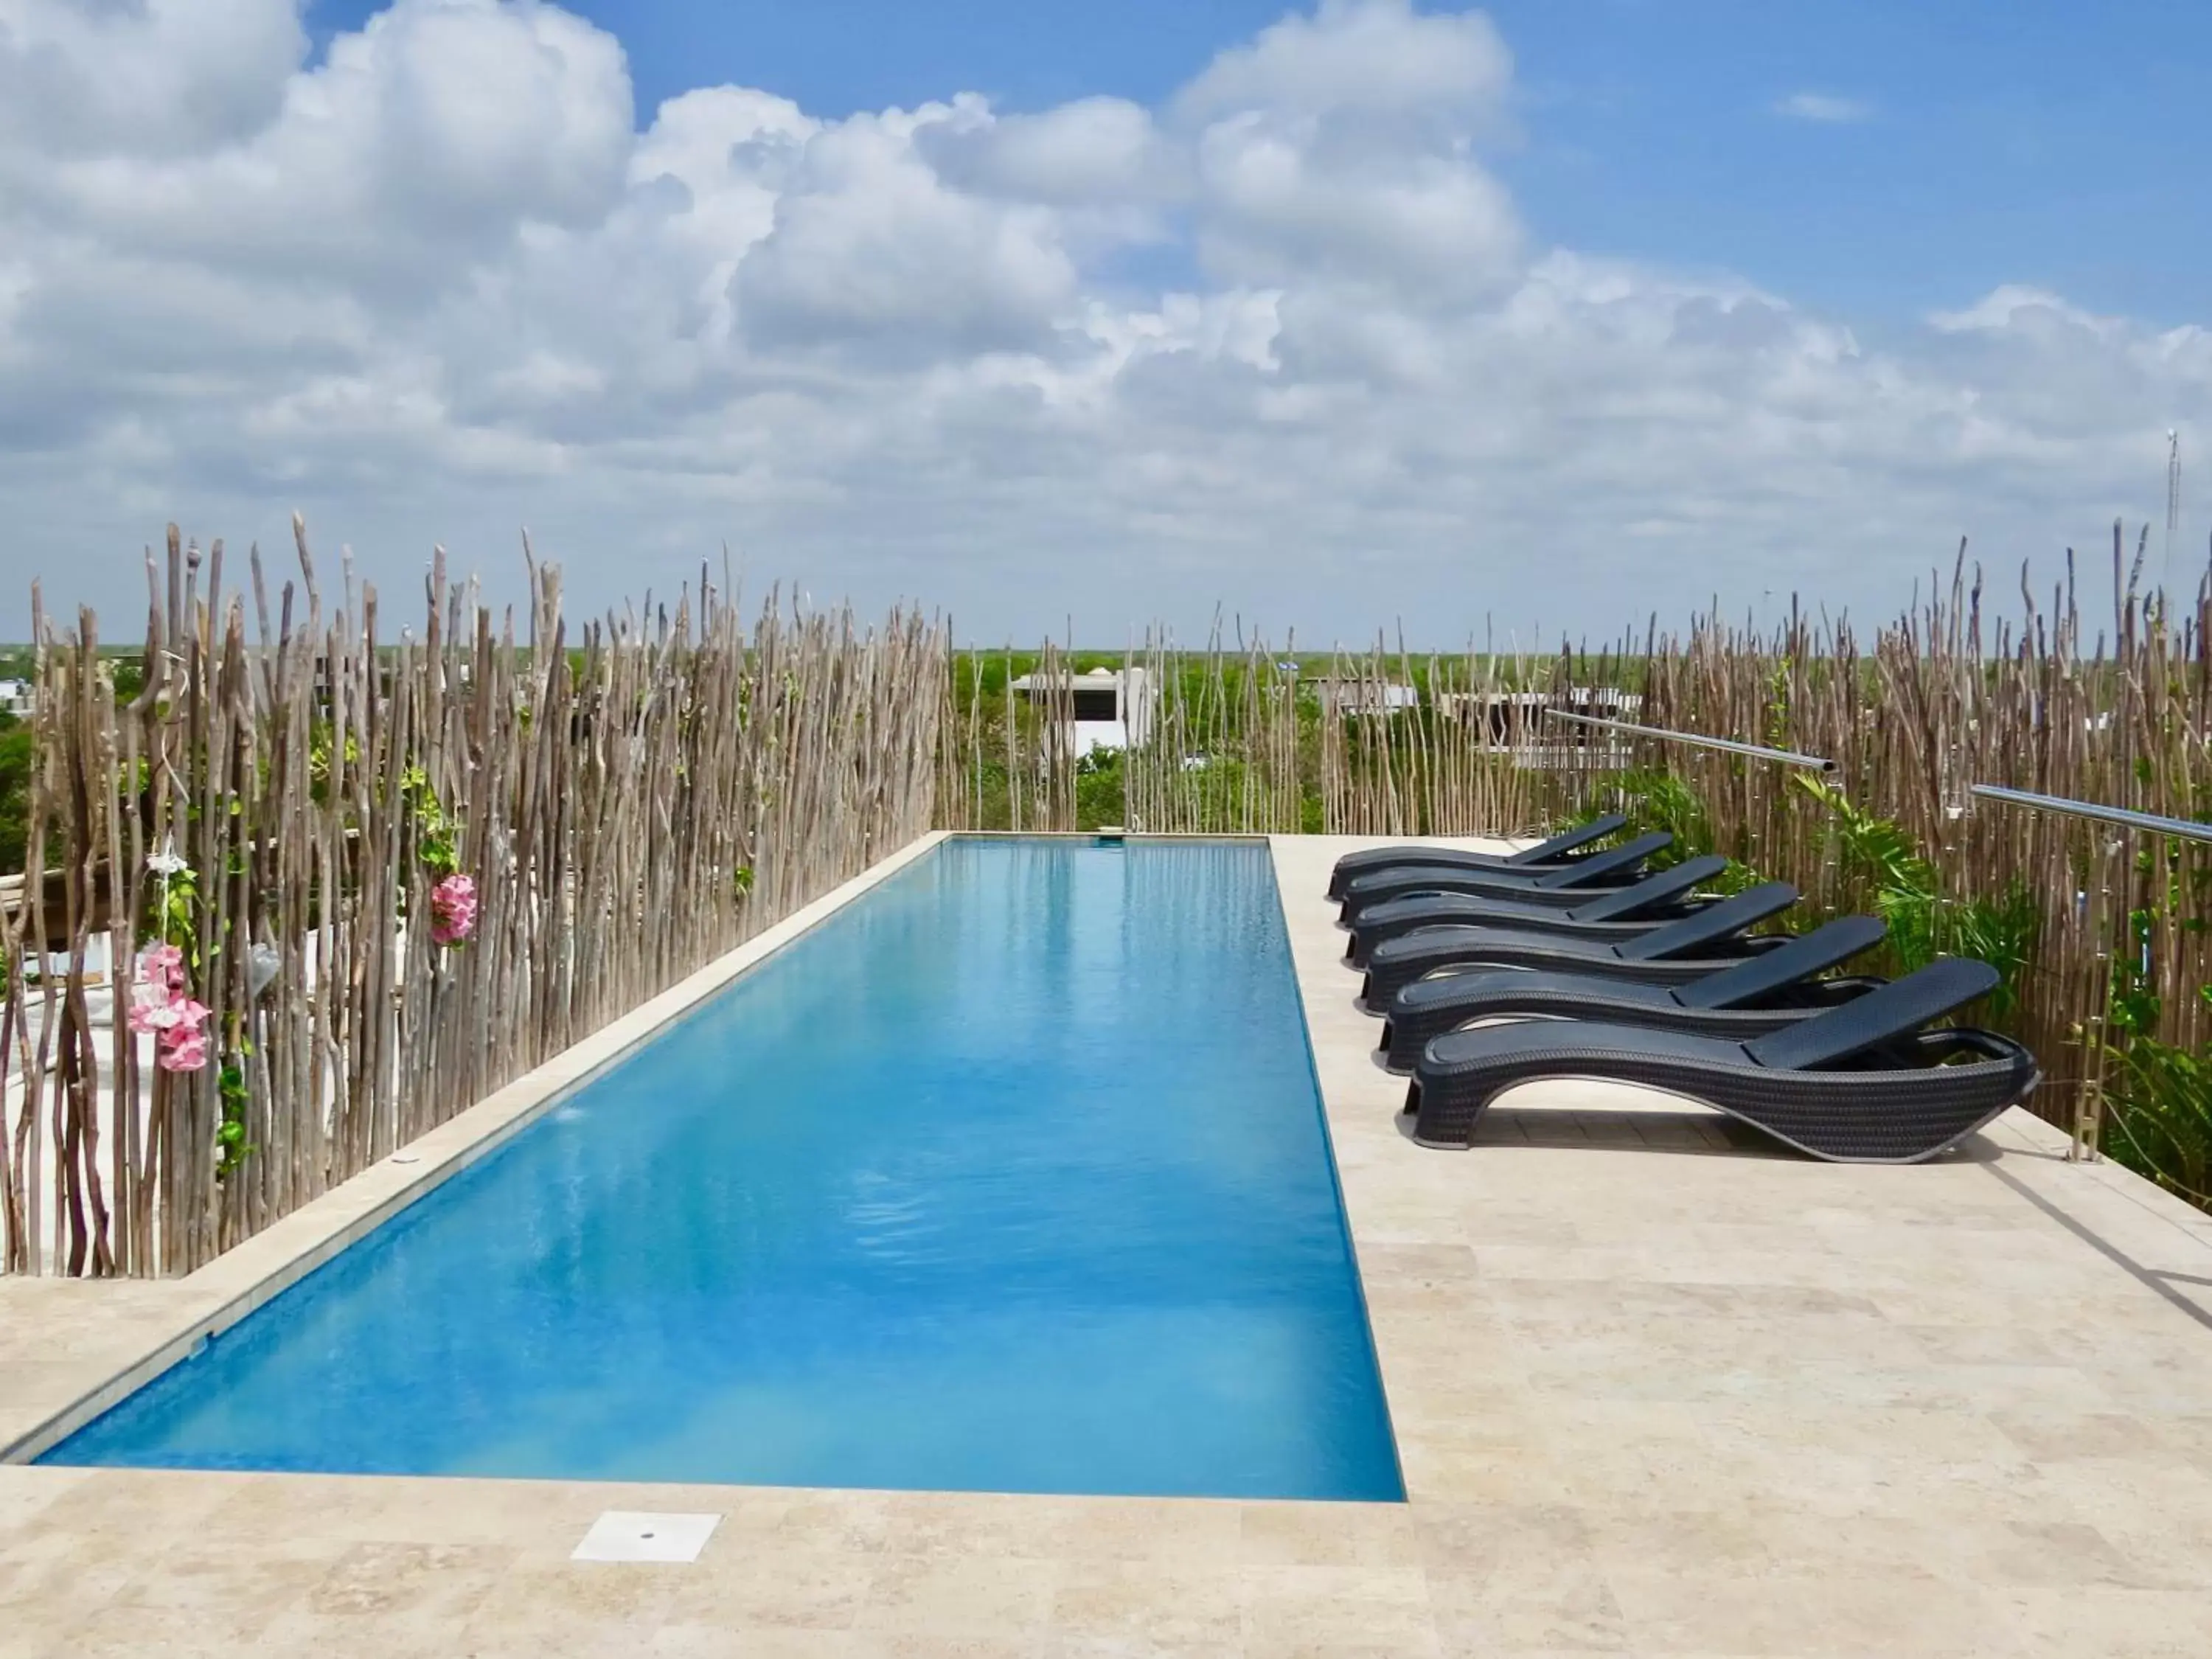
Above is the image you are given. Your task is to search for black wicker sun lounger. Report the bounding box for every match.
[1377,915,1891,1071]
[1326,813,1630,900]
[1405,957,2038,1162]
[1345,855,1737,968]
[1337,831,1675,925]
[1358,883,1801,1011]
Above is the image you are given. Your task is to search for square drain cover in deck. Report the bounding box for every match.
[571,1510,721,1563]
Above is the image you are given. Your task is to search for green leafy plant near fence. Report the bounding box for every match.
[1074,748,1126,830]
[2102,1020,2212,1203]
[1794,776,2039,1016]
[1609,769,1766,896]
[2096,839,2212,1203]
[0,712,30,874]
[2101,936,2212,1200]
[1612,769,1711,866]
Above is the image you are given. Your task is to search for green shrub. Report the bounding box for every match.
[1074,748,1125,830]
[0,715,30,875]
[2104,1025,2212,1203]
[1611,768,1764,895]
[1794,775,2038,1015]
[1613,768,1711,869]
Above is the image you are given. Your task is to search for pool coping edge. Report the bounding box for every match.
[2,830,951,1465]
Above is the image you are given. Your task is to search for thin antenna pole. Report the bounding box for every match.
[2166,429,2183,598]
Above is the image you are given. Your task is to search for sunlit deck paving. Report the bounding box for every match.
[6,832,2212,1655]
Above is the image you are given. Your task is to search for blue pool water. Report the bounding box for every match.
[46,838,1402,1500]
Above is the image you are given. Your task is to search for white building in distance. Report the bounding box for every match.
[1009,666,1157,758]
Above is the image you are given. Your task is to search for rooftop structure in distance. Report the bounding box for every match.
[1315,678,1419,717]
[1010,665,1157,757]
[1434,684,1644,742]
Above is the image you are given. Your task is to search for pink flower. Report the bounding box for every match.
[133,1000,184,1034]
[136,944,186,994]
[430,873,478,945]
[129,948,212,1048]
[157,1031,209,1073]
[126,980,173,1035]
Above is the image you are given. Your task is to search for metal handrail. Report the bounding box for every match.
[1542,709,1837,772]
[1967,784,2212,845]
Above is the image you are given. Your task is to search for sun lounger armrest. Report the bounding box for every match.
[1790,973,1890,1004]
[1901,1027,2028,1065]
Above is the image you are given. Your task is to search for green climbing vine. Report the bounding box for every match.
[401,765,459,877]
[1792,774,2038,1015]
[1610,768,1764,895]
[215,1046,254,1179]
[2096,833,2212,1204]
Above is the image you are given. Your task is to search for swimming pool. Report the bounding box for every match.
[45,838,1402,1500]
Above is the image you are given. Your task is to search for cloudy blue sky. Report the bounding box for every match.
[1,0,2205,643]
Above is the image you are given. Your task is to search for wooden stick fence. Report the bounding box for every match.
[1553,532,2211,1142]
[2,523,945,1276]
[941,630,1604,836]
[940,535,2208,1159]
[11,519,2208,1276]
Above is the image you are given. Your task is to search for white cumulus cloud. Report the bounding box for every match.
[0,0,307,159]
[0,0,2202,644]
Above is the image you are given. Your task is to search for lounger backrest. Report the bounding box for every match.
[1565,855,1728,921]
[1528,831,1674,890]
[1675,915,1889,1009]
[1616,882,1798,959]
[1506,812,1628,866]
[1745,958,2001,1070]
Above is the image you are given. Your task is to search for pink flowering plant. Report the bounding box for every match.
[430,873,477,945]
[136,845,261,1178]
[404,766,476,945]
[127,942,212,1074]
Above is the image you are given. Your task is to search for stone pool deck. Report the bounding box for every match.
[7,832,2212,1655]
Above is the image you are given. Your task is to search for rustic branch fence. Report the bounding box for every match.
[1579,533,2211,1155]
[939,627,1603,837]
[940,536,2209,1172]
[2,523,945,1277]
[10,520,2209,1279]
